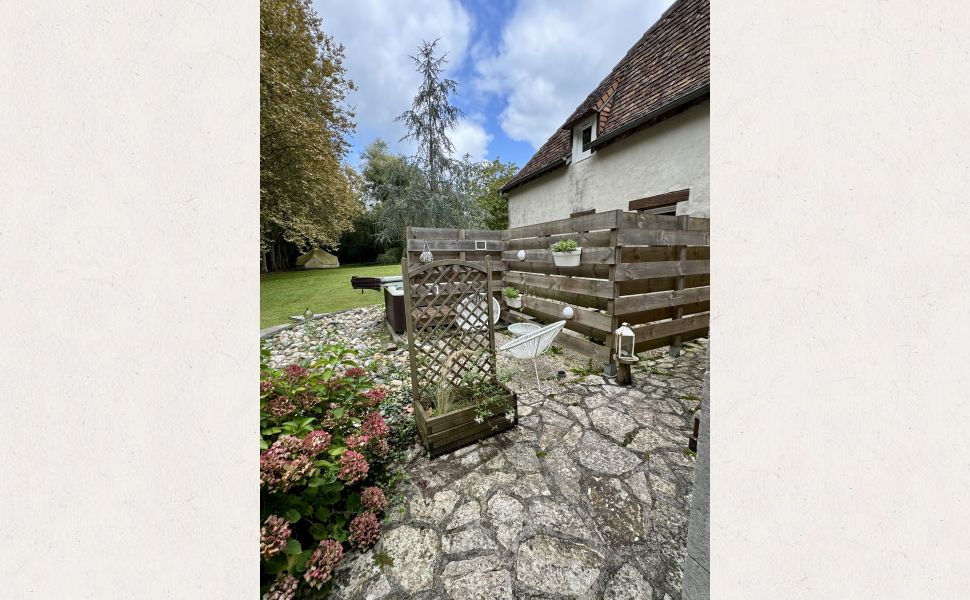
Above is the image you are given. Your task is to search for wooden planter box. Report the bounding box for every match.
[414,386,518,457]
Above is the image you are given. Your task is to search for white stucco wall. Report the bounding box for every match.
[507,101,709,227]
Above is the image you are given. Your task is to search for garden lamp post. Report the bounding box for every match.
[614,322,638,384]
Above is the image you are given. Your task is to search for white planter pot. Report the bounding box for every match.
[551,248,582,267]
[505,296,522,309]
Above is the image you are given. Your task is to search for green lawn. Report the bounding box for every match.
[260,263,402,328]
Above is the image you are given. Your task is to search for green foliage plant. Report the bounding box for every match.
[550,238,579,253]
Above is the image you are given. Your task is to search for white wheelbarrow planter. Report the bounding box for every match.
[551,248,582,267]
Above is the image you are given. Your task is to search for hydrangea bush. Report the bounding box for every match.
[260,345,397,599]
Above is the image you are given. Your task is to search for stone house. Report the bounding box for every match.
[500,0,710,227]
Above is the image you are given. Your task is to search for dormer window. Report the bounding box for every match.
[572,117,596,163]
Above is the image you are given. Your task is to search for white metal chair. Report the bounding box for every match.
[497,320,566,392]
[455,293,501,331]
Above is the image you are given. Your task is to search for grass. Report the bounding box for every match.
[260,263,401,328]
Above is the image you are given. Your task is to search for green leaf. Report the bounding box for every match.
[283,539,302,555]
[310,523,329,540]
[320,491,341,505]
[307,477,325,488]
[315,506,331,521]
[327,447,345,457]
[294,548,314,573]
[284,509,301,523]
[332,407,345,418]
[346,493,362,513]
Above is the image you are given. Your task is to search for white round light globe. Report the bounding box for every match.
[516,249,526,261]
[562,306,574,319]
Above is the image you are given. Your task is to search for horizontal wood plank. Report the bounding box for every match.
[504,261,610,279]
[407,239,506,251]
[619,245,709,263]
[521,295,611,334]
[506,210,620,239]
[617,228,710,246]
[505,230,612,251]
[614,260,710,281]
[553,328,611,362]
[620,212,710,232]
[621,301,710,327]
[634,313,710,343]
[501,247,615,265]
[614,286,710,315]
[503,271,613,299]
[409,227,504,240]
[616,274,709,296]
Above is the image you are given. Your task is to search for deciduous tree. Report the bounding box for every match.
[260,0,360,271]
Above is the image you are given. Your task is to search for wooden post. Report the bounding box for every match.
[669,214,689,357]
[616,361,632,385]
[606,210,620,377]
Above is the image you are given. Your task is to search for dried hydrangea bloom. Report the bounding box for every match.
[345,434,370,451]
[370,438,390,457]
[260,436,314,493]
[302,430,332,454]
[345,366,367,378]
[337,450,369,484]
[348,512,381,548]
[362,412,389,439]
[262,574,298,600]
[360,486,388,513]
[283,364,309,382]
[303,540,343,589]
[260,515,291,560]
[361,386,387,405]
[260,380,274,394]
[266,395,296,419]
[295,392,320,410]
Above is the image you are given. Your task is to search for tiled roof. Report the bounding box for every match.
[502,0,710,193]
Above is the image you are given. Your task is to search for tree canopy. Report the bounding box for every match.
[260,0,360,271]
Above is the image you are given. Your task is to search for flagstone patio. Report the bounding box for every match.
[330,338,707,600]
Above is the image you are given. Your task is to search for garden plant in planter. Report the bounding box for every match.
[550,238,582,267]
[401,257,518,457]
[502,286,522,309]
[259,345,400,599]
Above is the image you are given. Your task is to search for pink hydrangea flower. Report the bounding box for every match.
[295,392,320,410]
[337,450,369,484]
[283,364,309,382]
[362,412,389,439]
[263,574,298,600]
[266,395,295,419]
[260,436,314,493]
[345,366,367,378]
[348,512,381,548]
[260,380,274,394]
[370,438,390,457]
[345,434,370,451]
[362,386,387,405]
[303,540,343,589]
[361,486,388,513]
[303,430,332,454]
[260,515,291,560]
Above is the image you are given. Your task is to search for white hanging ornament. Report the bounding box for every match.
[516,249,526,261]
[562,306,574,319]
[420,240,434,263]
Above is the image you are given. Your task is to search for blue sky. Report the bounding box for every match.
[314,0,673,170]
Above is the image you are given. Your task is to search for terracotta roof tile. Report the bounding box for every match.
[502,0,709,193]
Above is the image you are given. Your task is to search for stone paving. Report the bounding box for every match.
[330,339,708,600]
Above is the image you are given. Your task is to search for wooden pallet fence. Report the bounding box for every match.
[405,208,710,363]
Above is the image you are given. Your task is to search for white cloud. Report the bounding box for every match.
[475,0,673,149]
[314,0,474,158]
[449,115,492,162]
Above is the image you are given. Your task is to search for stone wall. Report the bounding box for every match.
[683,350,710,599]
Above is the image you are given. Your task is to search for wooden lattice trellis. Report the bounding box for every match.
[401,258,497,412]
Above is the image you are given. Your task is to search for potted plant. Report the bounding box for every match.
[414,350,518,457]
[550,238,582,267]
[502,286,522,309]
